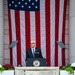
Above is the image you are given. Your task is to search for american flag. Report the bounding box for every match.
[8,0,67,67]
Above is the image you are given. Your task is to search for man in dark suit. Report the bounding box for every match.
[26,40,43,61]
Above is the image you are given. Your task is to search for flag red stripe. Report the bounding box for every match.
[15,10,21,65]
[8,9,13,65]
[25,12,30,50]
[35,11,41,48]
[62,0,68,66]
[45,0,50,66]
[55,0,60,66]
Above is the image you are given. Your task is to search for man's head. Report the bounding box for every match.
[30,40,36,48]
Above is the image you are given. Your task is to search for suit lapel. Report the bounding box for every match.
[30,48,33,57]
[35,48,37,52]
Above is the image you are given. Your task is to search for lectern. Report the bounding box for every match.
[26,58,46,67]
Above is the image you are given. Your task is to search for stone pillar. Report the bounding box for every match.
[69,0,75,63]
[0,0,3,64]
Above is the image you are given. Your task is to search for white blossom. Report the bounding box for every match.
[71,63,75,67]
[0,65,2,68]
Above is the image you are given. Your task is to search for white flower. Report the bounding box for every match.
[71,63,75,67]
[0,65,2,68]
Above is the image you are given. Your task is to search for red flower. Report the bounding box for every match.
[3,64,12,70]
[60,66,64,68]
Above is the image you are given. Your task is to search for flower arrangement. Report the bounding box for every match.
[65,67,73,74]
[60,64,75,74]
[0,65,5,72]
[0,64,14,72]
[3,64,14,70]
[71,63,75,70]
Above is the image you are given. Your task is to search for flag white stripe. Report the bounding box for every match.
[50,0,55,66]
[20,11,26,66]
[58,0,64,66]
[11,10,17,67]
[30,12,36,42]
[40,0,46,58]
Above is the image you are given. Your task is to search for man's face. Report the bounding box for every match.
[31,42,35,48]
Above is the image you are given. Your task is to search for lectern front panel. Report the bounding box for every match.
[26,58,46,66]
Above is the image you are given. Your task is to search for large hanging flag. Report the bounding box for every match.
[7,0,67,67]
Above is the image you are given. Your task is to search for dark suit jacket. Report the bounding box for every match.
[26,48,43,61]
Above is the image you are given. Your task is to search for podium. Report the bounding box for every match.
[26,58,46,67]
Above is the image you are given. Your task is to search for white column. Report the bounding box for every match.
[0,0,3,64]
[69,0,75,63]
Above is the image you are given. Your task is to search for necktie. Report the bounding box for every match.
[33,48,35,57]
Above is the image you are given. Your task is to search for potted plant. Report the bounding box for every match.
[0,64,14,73]
[0,65,5,72]
[3,64,14,70]
[65,67,73,74]
[60,64,74,74]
